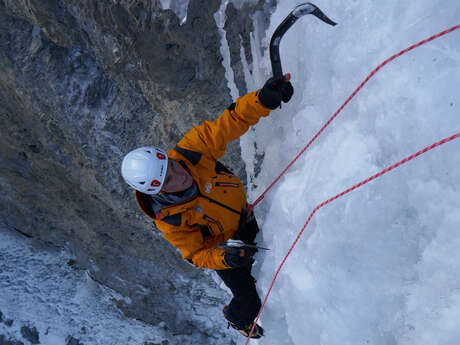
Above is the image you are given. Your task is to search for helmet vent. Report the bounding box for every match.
[138,181,145,185]
[146,150,152,154]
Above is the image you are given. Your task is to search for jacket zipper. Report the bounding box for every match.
[198,192,242,216]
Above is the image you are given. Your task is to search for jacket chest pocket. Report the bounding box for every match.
[215,182,240,188]
[202,214,224,236]
[189,212,225,240]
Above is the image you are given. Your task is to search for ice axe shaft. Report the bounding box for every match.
[269,2,337,79]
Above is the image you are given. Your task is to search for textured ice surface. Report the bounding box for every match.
[238,1,460,344]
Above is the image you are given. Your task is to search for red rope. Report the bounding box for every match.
[244,23,460,343]
[245,132,460,342]
[249,24,460,210]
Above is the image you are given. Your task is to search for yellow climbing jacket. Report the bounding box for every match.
[135,91,271,269]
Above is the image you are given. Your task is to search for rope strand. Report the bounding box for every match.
[244,24,460,343]
[250,24,460,209]
[245,132,460,342]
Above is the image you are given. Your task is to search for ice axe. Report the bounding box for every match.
[219,239,270,251]
[269,3,337,80]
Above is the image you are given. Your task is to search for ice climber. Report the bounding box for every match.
[121,76,293,339]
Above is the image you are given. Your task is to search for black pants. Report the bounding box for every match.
[216,214,261,327]
[216,266,261,327]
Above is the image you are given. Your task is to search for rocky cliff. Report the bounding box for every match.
[0,0,274,343]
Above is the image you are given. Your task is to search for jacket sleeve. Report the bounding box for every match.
[156,221,231,270]
[176,91,271,161]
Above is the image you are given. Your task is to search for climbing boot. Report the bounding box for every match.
[223,306,264,339]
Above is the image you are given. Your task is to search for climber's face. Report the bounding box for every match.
[160,159,193,193]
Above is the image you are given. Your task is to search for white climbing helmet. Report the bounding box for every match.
[121,146,168,195]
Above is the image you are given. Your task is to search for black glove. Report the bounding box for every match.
[234,208,260,251]
[258,74,294,109]
[223,245,254,268]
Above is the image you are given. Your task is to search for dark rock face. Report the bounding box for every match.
[0,0,273,341]
[224,0,275,96]
[20,326,39,344]
[66,336,84,345]
[0,335,24,345]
